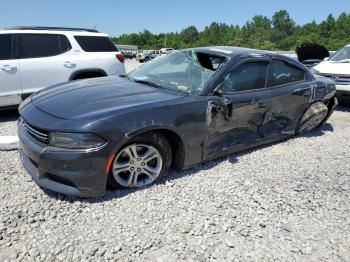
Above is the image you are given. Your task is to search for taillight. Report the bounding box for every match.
[116,53,125,63]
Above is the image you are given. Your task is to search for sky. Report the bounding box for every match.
[1,0,349,37]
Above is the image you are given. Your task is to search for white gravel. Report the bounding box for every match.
[0,106,349,261]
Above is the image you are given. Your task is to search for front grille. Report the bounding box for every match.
[319,73,350,85]
[24,122,49,144]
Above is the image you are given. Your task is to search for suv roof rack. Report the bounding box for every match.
[6,26,99,33]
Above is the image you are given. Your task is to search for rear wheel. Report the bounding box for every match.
[107,132,172,189]
[297,102,329,135]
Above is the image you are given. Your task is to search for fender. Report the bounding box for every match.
[69,69,107,81]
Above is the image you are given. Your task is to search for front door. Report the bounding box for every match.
[0,34,21,106]
[18,33,75,96]
[205,60,272,159]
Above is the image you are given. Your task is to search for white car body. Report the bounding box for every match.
[0,27,126,108]
[312,44,350,97]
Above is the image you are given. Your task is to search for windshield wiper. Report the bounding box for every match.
[119,74,130,79]
[132,79,164,89]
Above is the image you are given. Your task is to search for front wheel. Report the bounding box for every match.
[297,102,329,135]
[107,133,172,189]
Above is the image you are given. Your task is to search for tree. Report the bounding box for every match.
[111,11,350,51]
[180,26,199,46]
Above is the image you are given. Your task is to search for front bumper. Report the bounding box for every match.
[18,119,109,197]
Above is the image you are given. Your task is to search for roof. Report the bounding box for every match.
[1,26,108,37]
[192,46,272,57]
[6,26,99,33]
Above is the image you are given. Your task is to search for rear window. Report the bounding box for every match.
[0,34,13,60]
[19,34,71,59]
[267,60,305,87]
[74,36,118,52]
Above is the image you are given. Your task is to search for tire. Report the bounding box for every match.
[107,132,172,189]
[297,102,329,135]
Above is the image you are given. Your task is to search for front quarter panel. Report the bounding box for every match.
[98,96,209,169]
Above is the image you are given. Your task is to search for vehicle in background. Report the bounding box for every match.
[136,50,161,63]
[0,26,125,109]
[136,50,148,63]
[18,47,337,197]
[122,50,136,59]
[160,48,174,55]
[311,44,350,102]
[149,50,161,60]
[296,43,330,68]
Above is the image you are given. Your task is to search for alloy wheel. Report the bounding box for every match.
[112,143,163,188]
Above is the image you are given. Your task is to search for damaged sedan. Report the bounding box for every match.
[18,47,337,197]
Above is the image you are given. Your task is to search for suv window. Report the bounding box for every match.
[74,36,118,52]
[221,61,268,93]
[268,60,305,87]
[19,34,71,59]
[0,34,13,60]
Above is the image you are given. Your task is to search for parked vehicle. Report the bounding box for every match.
[136,50,160,63]
[296,43,330,68]
[160,48,174,55]
[311,44,350,100]
[136,51,148,63]
[18,47,337,197]
[0,26,125,109]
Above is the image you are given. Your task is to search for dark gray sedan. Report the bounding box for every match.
[18,47,337,197]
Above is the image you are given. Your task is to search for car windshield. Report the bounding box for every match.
[128,50,227,95]
[329,46,350,62]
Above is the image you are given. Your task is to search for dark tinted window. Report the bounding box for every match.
[221,61,268,93]
[268,61,305,87]
[20,34,71,59]
[74,36,118,52]
[0,34,13,60]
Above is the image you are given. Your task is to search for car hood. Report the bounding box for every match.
[296,43,329,62]
[313,61,350,76]
[31,77,184,120]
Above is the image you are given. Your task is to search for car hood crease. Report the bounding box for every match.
[31,77,184,120]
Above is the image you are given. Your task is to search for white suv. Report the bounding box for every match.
[311,44,350,100]
[0,26,126,108]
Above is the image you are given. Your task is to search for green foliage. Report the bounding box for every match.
[112,10,350,51]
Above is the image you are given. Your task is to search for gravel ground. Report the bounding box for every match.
[0,105,349,261]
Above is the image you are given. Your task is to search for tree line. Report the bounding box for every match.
[111,10,350,51]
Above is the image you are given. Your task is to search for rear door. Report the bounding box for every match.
[73,35,125,75]
[0,34,21,106]
[18,33,75,96]
[261,59,310,136]
[205,60,272,159]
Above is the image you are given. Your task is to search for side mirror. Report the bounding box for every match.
[323,57,329,61]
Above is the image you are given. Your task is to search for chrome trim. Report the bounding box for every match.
[23,122,48,144]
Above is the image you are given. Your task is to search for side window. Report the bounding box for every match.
[221,61,268,93]
[268,61,305,87]
[74,36,118,52]
[19,34,71,59]
[0,34,13,60]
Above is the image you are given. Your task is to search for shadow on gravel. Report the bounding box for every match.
[0,109,19,123]
[300,123,334,138]
[41,121,334,203]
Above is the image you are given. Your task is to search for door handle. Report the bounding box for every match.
[63,61,76,68]
[1,65,16,71]
[293,87,311,96]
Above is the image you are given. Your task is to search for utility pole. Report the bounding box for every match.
[164,34,167,47]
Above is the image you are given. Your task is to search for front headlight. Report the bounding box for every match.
[49,132,106,149]
[310,68,320,75]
